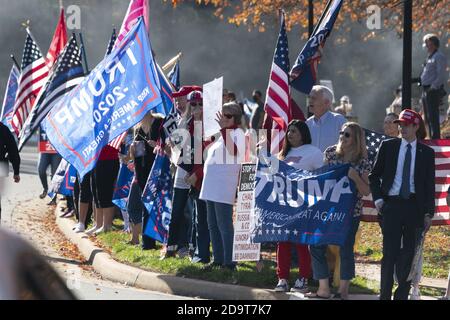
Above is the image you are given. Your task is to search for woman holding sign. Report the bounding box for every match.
[200,102,245,271]
[307,122,371,300]
[274,120,324,293]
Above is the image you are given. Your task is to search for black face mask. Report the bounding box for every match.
[252,96,259,102]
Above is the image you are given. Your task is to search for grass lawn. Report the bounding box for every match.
[92,220,376,294]
[356,222,450,279]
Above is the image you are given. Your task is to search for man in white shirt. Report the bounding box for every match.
[306,85,347,152]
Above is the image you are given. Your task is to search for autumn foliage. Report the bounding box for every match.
[167,0,449,43]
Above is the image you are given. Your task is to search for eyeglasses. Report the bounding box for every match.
[339,131,351,138]
[223,114,234,119]
[190,102,203,107]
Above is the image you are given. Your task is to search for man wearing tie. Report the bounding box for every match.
[369,109,435,300]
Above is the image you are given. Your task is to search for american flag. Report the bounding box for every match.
[362,129,450,226]
[11,29,49,136]
[105,28,117,57]
[263,11,291,155]
[18,35,85,150]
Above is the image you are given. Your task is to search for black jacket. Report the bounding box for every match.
[0,123,20,175]
[369,138,435,227]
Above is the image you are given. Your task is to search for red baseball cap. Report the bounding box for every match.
[172,86,202,98]
[394,109,422,125]
[187,90,202,102]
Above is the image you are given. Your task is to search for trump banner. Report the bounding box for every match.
[250,154,357,246]
[43,19,162,179]
[48,159,76,198]
[112,163,134,211]
[142,154,173,244]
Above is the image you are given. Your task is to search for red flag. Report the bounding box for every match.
[115,0,149,47]
[46,8,68,68]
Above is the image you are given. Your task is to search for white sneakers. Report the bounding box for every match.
[274,279,289,292]
[291,277,309,293]
[73,223,85,233]
[85,225,99,235]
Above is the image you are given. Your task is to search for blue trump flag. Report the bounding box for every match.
[289,0,343,94]
[250,153,357,246]
[155,63,174,115]
[59,165,77,196]
[1,65,20,130]
[167,61,180,91]
[112,163,134,211]
[43,19,162,180]
[142,154,173,244]
[48,160,76,198]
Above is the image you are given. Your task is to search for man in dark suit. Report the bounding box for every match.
[369,109,435,300]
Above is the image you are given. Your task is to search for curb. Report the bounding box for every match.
[54,204,289,300]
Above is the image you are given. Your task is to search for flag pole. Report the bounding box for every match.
[10,54,20,71]
[78,32,89,74]
[310,0,334,37]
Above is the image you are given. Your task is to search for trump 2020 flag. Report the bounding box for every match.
[142,154,173,244]
[58,165,77,196]
[0,65,20,130]
[48,159,76,198]
[289,0,343,94]
[250,153,357,246]
[43,19,162,180]
[112,163,134,211]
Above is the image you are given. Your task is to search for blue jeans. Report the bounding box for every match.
[310,217,361,281]
[206,200,234,266]
[38,153,61,191]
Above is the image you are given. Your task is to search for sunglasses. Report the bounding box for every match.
[339,131,351,138]
[190,102,203,107]
[223,113,234,119]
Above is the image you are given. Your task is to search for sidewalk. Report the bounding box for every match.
[53,202,443,300]
[355,262,448,290]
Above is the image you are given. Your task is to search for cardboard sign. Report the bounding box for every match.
[232,163,261,261]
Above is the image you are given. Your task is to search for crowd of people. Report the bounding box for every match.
[0,33,448,301]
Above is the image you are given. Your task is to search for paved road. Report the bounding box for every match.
[1,147,194,300]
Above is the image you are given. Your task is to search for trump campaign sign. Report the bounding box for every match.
[43,19,162,179]
[250,154,358,246]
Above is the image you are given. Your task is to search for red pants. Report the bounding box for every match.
[276,242,312,279]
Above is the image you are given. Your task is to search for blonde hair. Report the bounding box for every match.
[335,122,367,164]
[135,110,164,132]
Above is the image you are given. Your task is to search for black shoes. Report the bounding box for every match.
[39,190,47,199]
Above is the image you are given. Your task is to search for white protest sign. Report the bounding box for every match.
[203,77,223,138]
[233,163,261,262]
